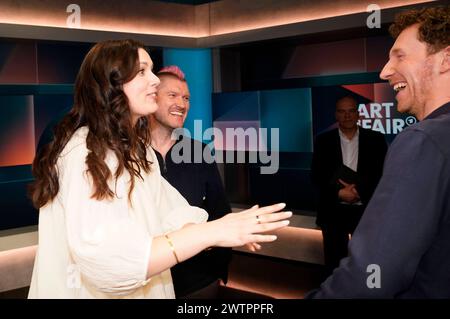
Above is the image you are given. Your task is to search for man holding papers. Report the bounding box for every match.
[311,96,387,276]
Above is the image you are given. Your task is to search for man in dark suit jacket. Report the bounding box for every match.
[311,96,387,276]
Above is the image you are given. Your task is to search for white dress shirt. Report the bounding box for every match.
[338,127,362,205]
[339,127,359,171]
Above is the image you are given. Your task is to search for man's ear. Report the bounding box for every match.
[439,45,450,73]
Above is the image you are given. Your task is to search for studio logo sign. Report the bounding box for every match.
[358,102,417,135]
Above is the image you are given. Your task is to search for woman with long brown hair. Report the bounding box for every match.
[28,39,291,298]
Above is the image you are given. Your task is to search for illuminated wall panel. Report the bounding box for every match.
[0,95,35,167]
[283,39,366,78]
[0,41,37,84]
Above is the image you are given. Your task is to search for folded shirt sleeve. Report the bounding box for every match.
[58,145,152,296]
[158,177,209,232]
[146,146,208,232]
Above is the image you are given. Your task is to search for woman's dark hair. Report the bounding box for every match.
[29,39,152,208]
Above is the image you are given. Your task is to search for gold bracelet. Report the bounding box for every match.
[164,234,180,264]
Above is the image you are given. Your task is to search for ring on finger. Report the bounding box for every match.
[256,215,261,224]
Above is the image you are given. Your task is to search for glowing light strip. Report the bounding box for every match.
[0,0,435,38]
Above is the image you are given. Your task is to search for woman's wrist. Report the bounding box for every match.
[199,219,219,248]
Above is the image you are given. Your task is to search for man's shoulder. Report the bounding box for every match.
[177,136,216,165]
[411,114,450,157]
[181,136,209,150]
[417,113,450,135]
[389,116,450,158]
[359,126,385,138]
[316,128,338,141]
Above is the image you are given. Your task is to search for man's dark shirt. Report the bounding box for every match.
[153,136,232,297]
[307,102,450,298]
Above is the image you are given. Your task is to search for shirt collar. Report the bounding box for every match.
[423,102,450,120]
[338,126,359,141]
[151,134,184,158]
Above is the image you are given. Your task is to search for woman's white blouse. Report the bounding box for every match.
[28,127,208,298]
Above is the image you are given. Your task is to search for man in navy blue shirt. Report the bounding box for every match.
[148,65,232,298]
[308,5,450,298]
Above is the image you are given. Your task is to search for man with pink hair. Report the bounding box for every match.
[148,65,232,298]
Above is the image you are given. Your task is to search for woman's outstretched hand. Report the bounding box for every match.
[207,203,292,248]
[146,203,291,278]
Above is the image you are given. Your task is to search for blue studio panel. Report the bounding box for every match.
[163,48,212,142]
[260,88,313,153]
